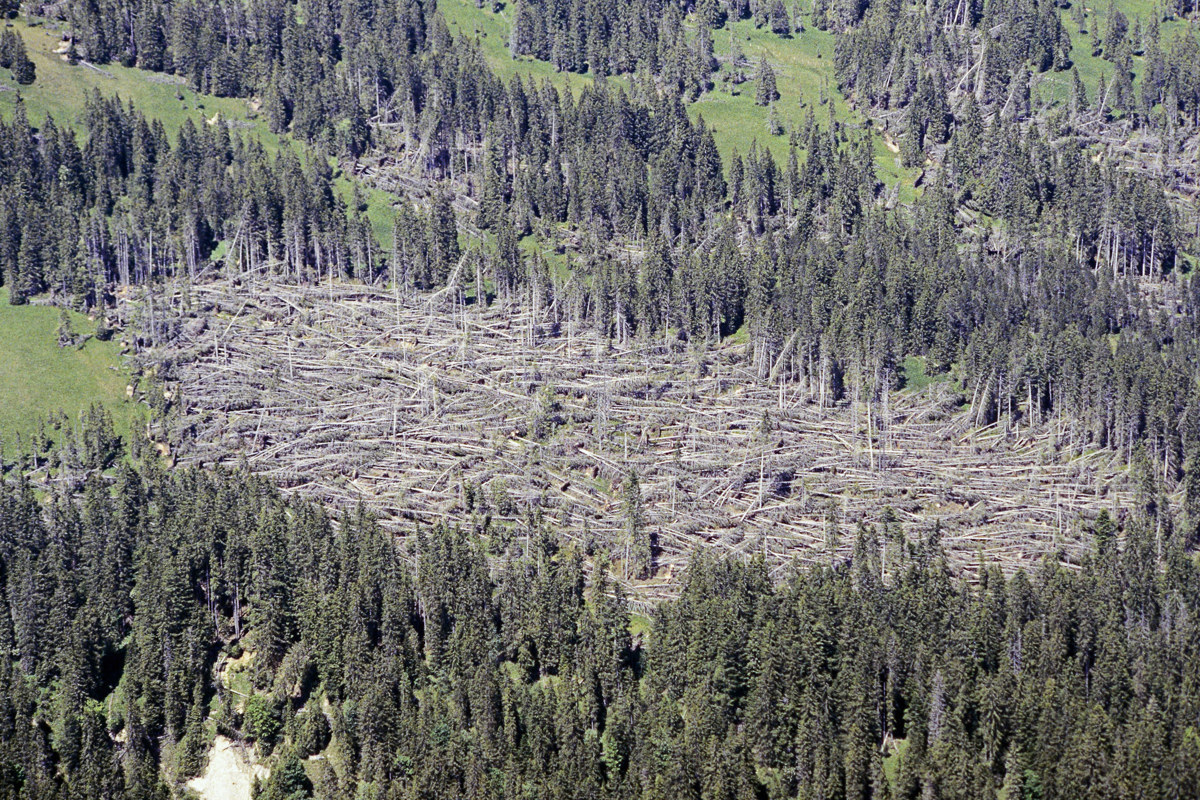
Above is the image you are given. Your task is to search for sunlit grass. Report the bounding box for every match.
[0,288,134,448]
[1038,1,1195,109]
[438,1,918,196]
[2,17,398,246]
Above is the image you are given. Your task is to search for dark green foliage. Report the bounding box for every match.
[427,189,461,287]
[175,688,208,779]
[1,1,1200,795]
[4,447,1200,799]
[769,0,792,35]
[0,29,33,84]
[0,30,16,68]
[258,749,312,800]
[0,93,371,301]
[507,0,705,81]
[296,706,332,756]
[55,309,77,348]
[756,58,780,105]
[78,403,122,470]
[10,51,33,84]
[478,134,509,231]
[622,469,650,578]
[0,15,1197,800]
[94,314,113,342]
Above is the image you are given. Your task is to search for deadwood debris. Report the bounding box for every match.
[137,278,1138,600]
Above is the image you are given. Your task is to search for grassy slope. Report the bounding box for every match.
[4,5,1183,221]
[439,0,918,195]
[1,18,398,245]
[1,19,280,138]
[1038,2,1196,108]
[706,17,917,198]
[0,289,134,447]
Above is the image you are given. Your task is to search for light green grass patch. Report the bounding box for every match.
[725,323,751,345]
[701,18,844,161]
[700,16,917,197]
[902,355,948,392]
[0,288,133,448]
[520,233,572,283]
[882,737,909,790]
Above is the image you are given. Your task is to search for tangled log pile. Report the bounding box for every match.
[141,278,1135,600]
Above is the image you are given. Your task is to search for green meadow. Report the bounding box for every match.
[438,0,918,194]
[1,17,398,245]
[0,289,134,448]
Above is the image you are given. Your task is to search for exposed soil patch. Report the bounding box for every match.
[185,736,266,800]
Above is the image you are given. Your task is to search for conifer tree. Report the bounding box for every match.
[622,469,650,579]
[427,188,460,287]
[1070,67,1089,116]
[769,0,792,35]
[756,58,780,105]
[479,136,509,230]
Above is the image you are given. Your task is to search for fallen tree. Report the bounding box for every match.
[133,277,1139,600]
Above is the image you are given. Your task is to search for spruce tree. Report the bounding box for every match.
[769,0,792,35]
[622,469,651,579]
[756,58,780,106]
[427,188,460,287]
[1070,67,1089,116]
[478,136,509,230]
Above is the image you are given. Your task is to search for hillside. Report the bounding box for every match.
[4,0,1200,799]
[2,0,1196,570]
[2,17,400,244]
[441,0,921,190]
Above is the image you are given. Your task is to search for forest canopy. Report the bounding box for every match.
[1,449,1199,799]
[3,0,1200,797]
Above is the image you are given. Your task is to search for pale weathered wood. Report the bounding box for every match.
[133,277,1145,599]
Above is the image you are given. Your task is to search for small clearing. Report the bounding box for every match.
[186,736,266,800]
[0,289,131,446]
